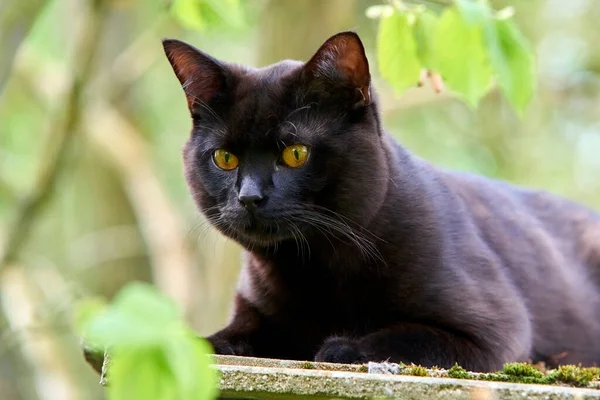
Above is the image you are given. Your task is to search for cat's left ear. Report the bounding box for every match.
[162,39,229,116]
[303,31,371,108]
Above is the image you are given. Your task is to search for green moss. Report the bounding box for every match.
[358,365,369,373]
[447,364,470,379]
[408,366,428,377]
[547,365,600,387]
[300,362,315,369]
[437,384,459,390]
[361,359,599,388]
[478,373,547,385]
[444,362,600,387]
[502,362,544,378]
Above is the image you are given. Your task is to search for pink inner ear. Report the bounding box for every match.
[334,38,370,89]
[163,41,223,110]
[306,32,371,104]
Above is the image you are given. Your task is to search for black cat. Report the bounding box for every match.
[160,31,600,372]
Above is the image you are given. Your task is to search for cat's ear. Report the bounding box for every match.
[162,39,228,114]
[303,31,371,108]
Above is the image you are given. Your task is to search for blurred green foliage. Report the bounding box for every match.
[1,1,600,399]
[170,0,245,31]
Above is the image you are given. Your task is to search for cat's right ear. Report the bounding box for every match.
[303,31,371,109]
[162,39,228,115]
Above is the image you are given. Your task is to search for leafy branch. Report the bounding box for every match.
[369,0,536,114]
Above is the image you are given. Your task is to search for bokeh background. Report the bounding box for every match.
[1,0,599,399]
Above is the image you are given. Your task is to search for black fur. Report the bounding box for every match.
[162,32,600,372]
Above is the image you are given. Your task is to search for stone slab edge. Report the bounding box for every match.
[214,355,365,372]
[214,357,600,400]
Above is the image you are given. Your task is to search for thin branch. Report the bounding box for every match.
[0,0,108,270]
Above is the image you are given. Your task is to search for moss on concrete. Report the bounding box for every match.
[448,364,470,379]
[99,354,600,398]
[407,365,428,377]
[446,362,600,388]
[214,356,600,389]
[301,361,316,370]
[214,355,366,373]
[216,363,600,399]
[551,365,600,387]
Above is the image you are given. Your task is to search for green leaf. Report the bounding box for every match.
[73,296,107,336]
[432,7,492,108]
[455,0,490,26]
[108,349,177,400]
[483,18,536,114]
[377,10,422,94]
[413,10,438,69]
[198,0,244,28]
[84,282,182,348]
[170,0,244,31]
[80,283,218,400]
[165,336,219,400]
[171,0,205,31]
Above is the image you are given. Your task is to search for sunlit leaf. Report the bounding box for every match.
[170,0,244,31]
[202,0,244,28]
[378,10,422,93]
[84,282,181,348]
[165,336,219,400]
[432,7,492,108]
[413,10,438,69]
[455,0,490,26]
[74,296,107,339]
[80,283,218,400]
[171,0,205,31]
[484,18,536,114]
[107,349,177,400]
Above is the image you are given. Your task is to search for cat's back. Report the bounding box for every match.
[444,169,600,270]
[390,140,600,279]
[438,169,600,364]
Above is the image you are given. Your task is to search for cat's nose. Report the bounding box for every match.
[238,193,265,209]
[238,175,267,209]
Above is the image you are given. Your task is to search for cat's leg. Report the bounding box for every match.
[315,323,525,372]
[204,294,286,358]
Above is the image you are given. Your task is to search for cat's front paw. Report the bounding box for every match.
[206,336,236,355]
[205,335,254,357]
[315,337,366,364]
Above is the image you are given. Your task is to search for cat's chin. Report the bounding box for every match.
[232,228,299,248]
[213,210,310,249]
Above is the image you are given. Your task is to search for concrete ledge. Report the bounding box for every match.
[214,356,600,400]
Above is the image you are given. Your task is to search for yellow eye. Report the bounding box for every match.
[282,144,309,168]
[213,149,239,170]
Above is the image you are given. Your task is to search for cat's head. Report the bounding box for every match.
[163,32,390,249]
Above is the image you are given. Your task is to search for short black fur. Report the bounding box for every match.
[161,32,600,372]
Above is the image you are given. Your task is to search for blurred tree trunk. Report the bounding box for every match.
[258,0,357,65]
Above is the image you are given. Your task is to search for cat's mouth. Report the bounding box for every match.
[217,210,305,246]
[234,219,300,245]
